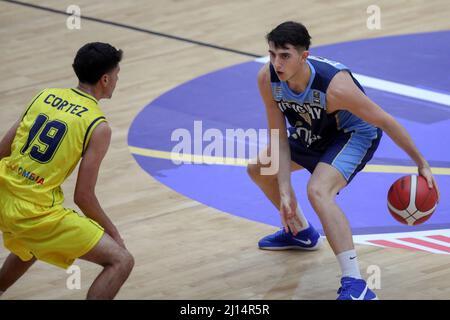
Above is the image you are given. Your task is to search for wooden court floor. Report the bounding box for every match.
[0,0,449,299]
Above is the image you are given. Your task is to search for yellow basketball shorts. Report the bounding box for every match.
[0,191,104,269]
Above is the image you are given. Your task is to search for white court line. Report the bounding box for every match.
[352,74,450,107]
[352,229,450,242]
[254,56,450,107]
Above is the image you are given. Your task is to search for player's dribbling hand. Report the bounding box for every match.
[419,166,440,203]
[280,190,303,236]
[111,232,127,249]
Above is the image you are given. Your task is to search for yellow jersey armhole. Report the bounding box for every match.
[82,117,107,156]
[21,89,47,120]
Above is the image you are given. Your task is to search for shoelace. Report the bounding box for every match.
[273,229,291,240]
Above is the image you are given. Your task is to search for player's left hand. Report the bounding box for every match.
[418,166,440,203]
[109,228,127,249]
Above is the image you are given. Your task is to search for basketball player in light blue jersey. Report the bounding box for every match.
[247,21,440,300]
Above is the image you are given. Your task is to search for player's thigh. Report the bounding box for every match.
[79,232,128,267]
[317,129,381,190]
[309,162,347,196]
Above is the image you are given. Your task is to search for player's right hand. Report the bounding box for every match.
[280,190,302,235]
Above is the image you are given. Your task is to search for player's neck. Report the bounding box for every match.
[76,83,101,101]
[286,62,311,94]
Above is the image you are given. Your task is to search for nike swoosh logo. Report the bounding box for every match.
[293,238,312,245]
[350,256,356,260]
[350,285,368,300]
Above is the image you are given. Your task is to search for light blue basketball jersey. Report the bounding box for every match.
[270,55,378,150]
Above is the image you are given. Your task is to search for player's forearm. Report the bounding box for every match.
[74,193,119,237]
[277,139,293,197]
[382,116,429,168]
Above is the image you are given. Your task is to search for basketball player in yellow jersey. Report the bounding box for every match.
[0,42,134,299]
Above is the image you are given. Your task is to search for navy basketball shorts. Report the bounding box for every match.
[289,128,382,184]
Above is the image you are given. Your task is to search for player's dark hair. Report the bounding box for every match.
[266,21,311,50]
[72,42,123,85]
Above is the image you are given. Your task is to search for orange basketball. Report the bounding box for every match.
[387,175,438,226]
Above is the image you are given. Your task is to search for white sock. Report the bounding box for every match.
[337,249,362,279]
[294,205,309,232]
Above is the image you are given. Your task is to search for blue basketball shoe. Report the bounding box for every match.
[258,223,322,250]
[336,277,378,300]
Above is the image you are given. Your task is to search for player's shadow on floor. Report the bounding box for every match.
[261,246,338,300]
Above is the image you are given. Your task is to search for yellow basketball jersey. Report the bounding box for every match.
[0,88,107,207]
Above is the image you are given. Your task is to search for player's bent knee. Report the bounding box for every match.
[247,162,276,182]
[307,182,327,204]
[114,249,134,278]
[80,233,131,269]
[113,247,133,266]
[122,250,134,273]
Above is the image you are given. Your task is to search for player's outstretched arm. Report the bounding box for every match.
[0,120,20,160]
[327,71,440,200]
[257,63,301,233]
[74,122,126,248]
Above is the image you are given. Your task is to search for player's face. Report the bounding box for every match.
[268,42,307,81]
[102,65,120,99]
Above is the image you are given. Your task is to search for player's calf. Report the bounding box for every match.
[0,254,36,294]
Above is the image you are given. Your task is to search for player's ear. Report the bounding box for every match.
[101,74,109,87]
[301,50,309,62]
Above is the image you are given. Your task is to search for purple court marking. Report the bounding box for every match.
[128,31,450,235]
